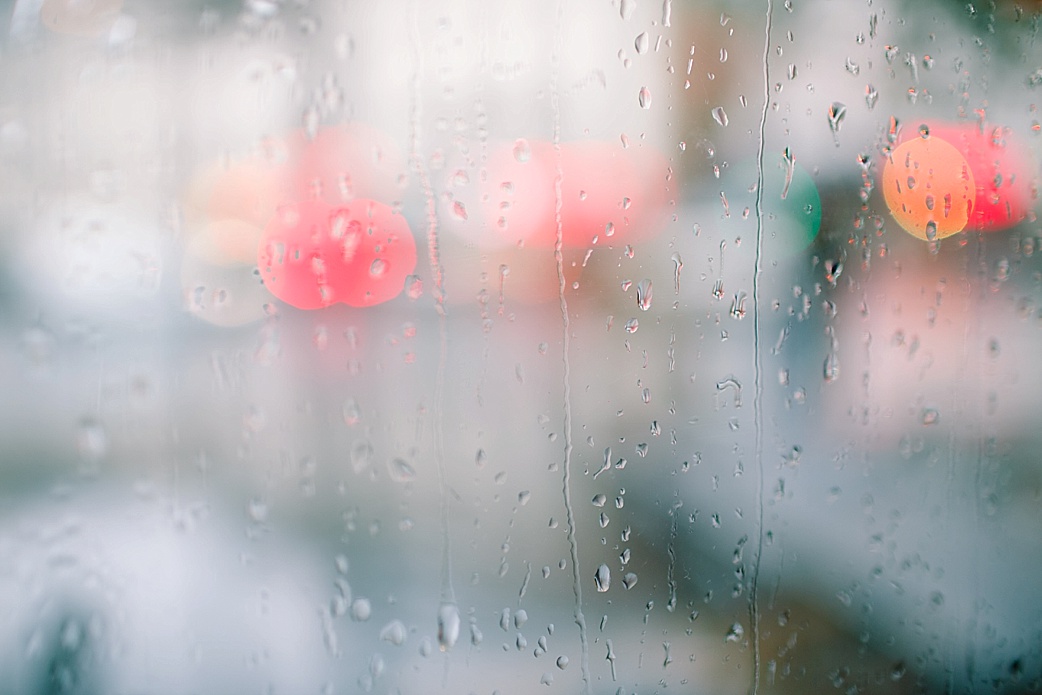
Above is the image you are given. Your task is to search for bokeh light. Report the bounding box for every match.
[882,133,975,240]
[257,198,417,310]
[902,121,1037,232]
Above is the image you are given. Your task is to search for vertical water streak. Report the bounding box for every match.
[550,1,590,691]
[750,1,774,694]
[409,0,456,653]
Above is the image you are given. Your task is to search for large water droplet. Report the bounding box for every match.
[594,564,611,592]
[712,106,729,127]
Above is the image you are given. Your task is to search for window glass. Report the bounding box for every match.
[1,1,1039,693]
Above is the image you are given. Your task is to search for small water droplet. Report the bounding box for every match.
[712,106,729,127]
[827,102,847,145]
[638,86,652,109]
[404,274,423,299]
[624,318,639,333]
[351,598,372,621]
[594,564,611,592]
[451,200,468,221]
[622,572,638,589]
[379,619,407,646]
[725,622,744,642]
[556,655,569,669]
[438,602,461,651]
[634,32,649,54]
[636,279,653,311]
[389,458,416,482]
[921,408,940,425]
[513,138,531,163]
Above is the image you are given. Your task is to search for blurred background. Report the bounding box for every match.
[0,0,1040,693]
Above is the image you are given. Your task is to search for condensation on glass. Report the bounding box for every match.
[0,0,1039,693]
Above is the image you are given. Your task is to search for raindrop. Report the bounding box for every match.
[389,458,416,482]
[405,275,423,299]
[634,32,649,54]
[514,609,528,628]
[865,84,878,109]
[827,102,847,146]
[712,106,729,127]
[594,564,611,592]
[823,353,840,383]
[921,408,940,425]
[638,86,652,109]
[557,655,569,669]
[379,620,407,646]
[510,137,529,162]
[624,318,639,333]
[451,201,468,221]
[620,0,636,20]
[725,622,744,642]
[592,494,607,507]
[438,602,461,651]
[622,572,639,589]
[636,279,653,311]
[351,598,372,621]
[671,253,683,293]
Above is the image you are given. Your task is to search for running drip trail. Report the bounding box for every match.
[550,1,590,691]
[750,1,774,694]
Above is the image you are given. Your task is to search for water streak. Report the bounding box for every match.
[550,1,590,691]
[750,1,774,694]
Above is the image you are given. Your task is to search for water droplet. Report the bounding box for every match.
[594,564,611,592]
[369,258,388,278]
[556,655,569,669]
[622,572,638,589]
[513,138,531,163]
[380,619,407,646]
[405,274,423,299]
[351,598,371,621]
[638,86,652,109]
[624,318,639,333]
[712,106,729,127]
[725,622,744,642]
[921,408,940,425]
[389,458,416,482]
[823,353,840,383]
[827,102,847,145]
[592,494,606,507]
[451,200,468,221]
[620,0,636,19]
[636,279,653,311]
[634,32,649,54]
[438,602,461,651]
